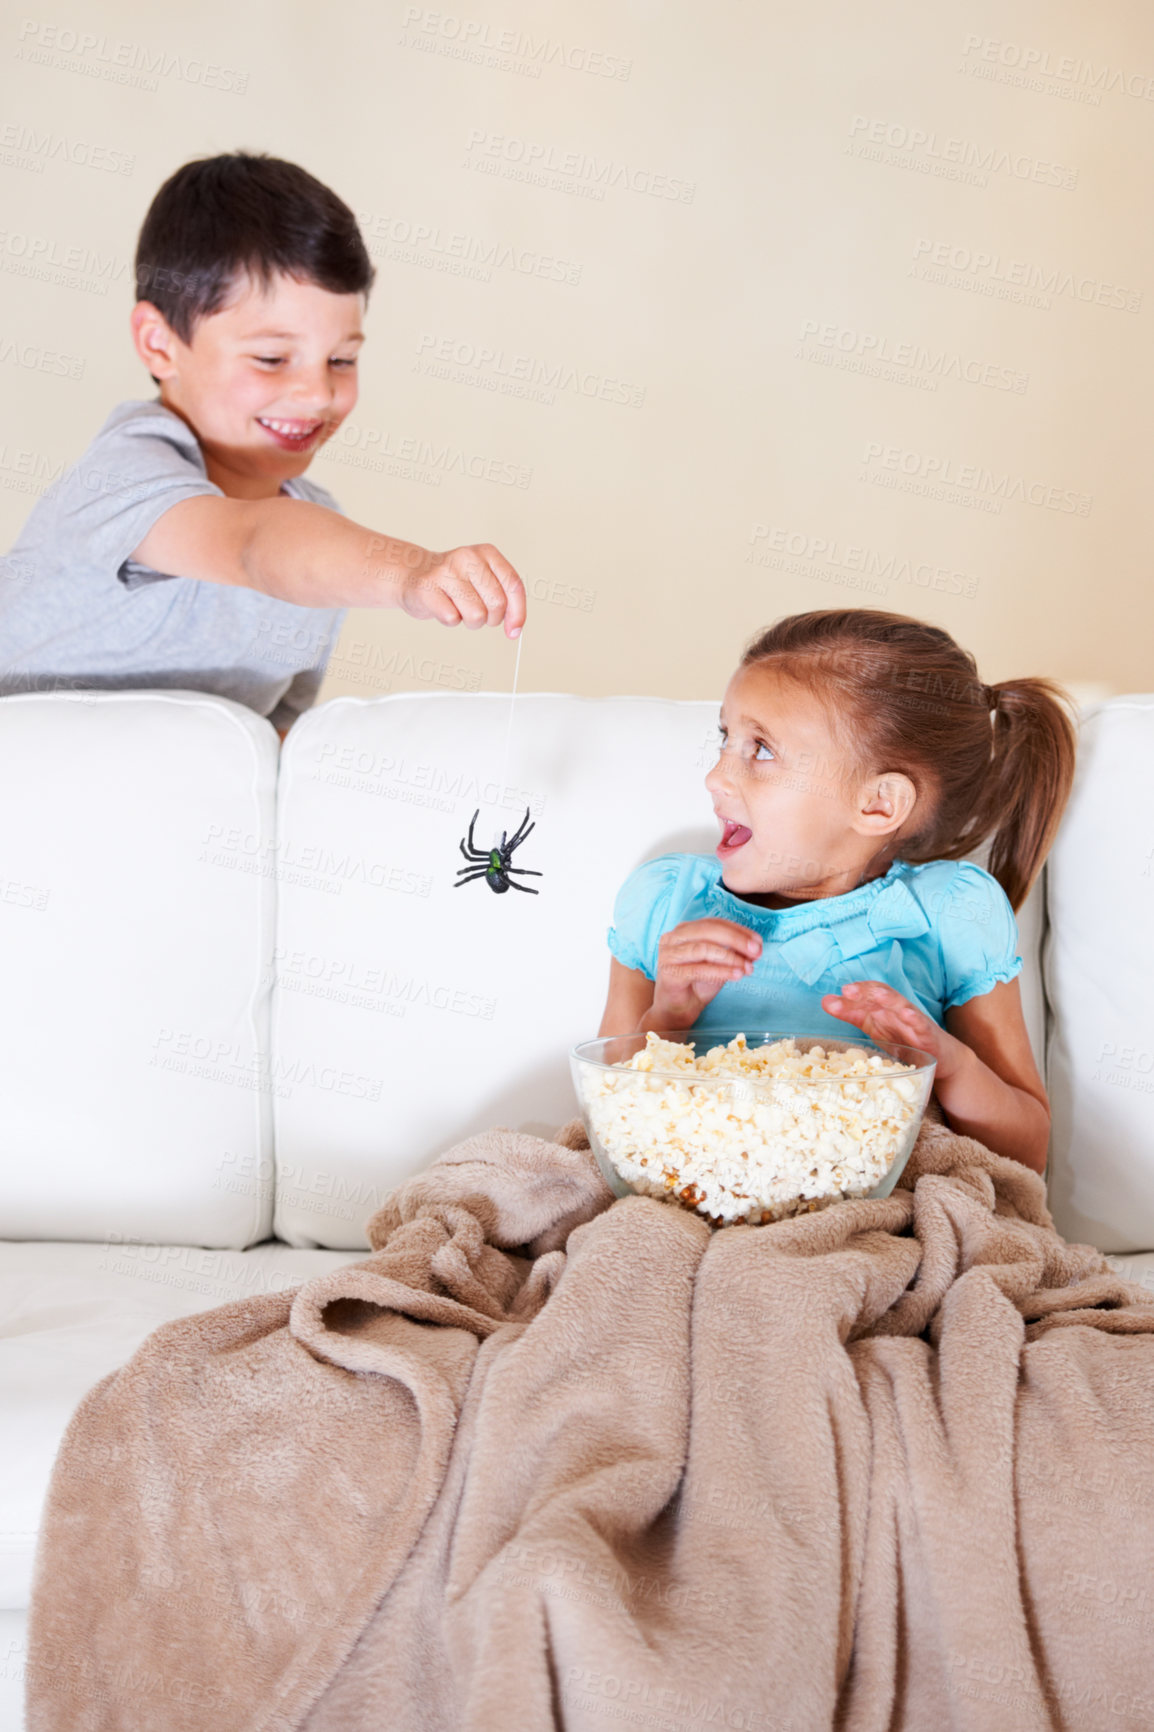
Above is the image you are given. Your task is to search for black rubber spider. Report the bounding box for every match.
[454,807,542,895]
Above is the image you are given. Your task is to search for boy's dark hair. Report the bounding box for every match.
[134,152,375,342]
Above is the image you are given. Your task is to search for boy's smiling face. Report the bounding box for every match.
[131,270,364,498]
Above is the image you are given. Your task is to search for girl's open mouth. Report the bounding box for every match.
[717,819,753,856]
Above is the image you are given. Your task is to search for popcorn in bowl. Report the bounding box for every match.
[570,1030,936,1227]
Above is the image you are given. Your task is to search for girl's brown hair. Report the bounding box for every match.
[740,609,1077,911]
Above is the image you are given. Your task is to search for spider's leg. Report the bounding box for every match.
[464,810,482,855]
[508,824,535,856]
[506,877,540,894]
[459,837,487,863]
[504,866,543,877]
[507,807,534,851]
[454,867,490,886]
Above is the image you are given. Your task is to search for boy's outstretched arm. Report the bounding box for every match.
[132,496,525,636]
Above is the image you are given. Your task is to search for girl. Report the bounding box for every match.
[598,610,1077,1175]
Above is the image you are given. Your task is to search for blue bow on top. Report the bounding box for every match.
[774,876,930,986]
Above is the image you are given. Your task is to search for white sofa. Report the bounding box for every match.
[2,687,1153,1729]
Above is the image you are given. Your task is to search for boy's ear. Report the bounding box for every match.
[853,772,917,837]
[130,300,180,381]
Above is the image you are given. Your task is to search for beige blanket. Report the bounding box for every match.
[25,1115,1154,1732]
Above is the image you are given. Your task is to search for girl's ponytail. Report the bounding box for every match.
[981,678,1078,910]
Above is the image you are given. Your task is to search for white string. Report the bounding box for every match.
[493,627,524,843]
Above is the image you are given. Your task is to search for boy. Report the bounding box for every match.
[0,153,525,733]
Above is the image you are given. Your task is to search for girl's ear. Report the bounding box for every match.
[854,772,917,836]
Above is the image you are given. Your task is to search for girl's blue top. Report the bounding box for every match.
[606,854,1022,1038]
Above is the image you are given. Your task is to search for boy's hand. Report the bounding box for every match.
[822,981,964,1078]
[643,919,762,1031]
[399,543,526,639]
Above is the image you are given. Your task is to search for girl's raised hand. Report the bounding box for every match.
[647,919,762,1030]
[822,981,964,1077]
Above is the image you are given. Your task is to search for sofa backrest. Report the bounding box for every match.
[270,693,726,1244]
[0,693,278,1249]
[1045,697,1154,1253]
[0,689,1054,1252]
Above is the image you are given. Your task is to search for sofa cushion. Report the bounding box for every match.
[0,1609,28,1730]
[0,1237,363,1612]
[272,694,1049,1248]
[1046,697,1154,1252]
[0,693,279,1249]
[271,694,725,1245]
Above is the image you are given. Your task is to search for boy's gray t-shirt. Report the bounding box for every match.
[0,398,346,727]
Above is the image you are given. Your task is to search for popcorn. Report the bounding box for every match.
[578,1032,926,1227]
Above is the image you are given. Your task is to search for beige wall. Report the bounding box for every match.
[1,0,1149,709]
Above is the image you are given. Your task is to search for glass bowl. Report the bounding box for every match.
[570,1028,936,1227]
